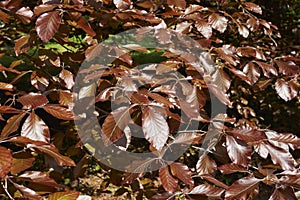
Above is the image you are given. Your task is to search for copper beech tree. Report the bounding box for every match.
[0,0,299,199]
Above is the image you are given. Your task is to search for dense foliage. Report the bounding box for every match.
[0,0,299,199]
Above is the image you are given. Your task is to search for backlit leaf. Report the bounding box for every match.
[243,62,261,85]
[159,166,178,193]
[21,112,50,143]
[36,11,61,42]
[142,106,169,151]
[59,69,75,90]
[226,135,252,167]
[0,146,13,178]
[254,61,278,77]
[16,7,33,24]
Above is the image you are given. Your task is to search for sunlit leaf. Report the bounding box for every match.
[142,106,169,151]
[208,13,228,33]
[43,104,76,120]
[170,162,194,187]
[196,154,217,175]
[159,166,178,193]
[21,112,50,143]
[48,191,79,200]
[36,11,61,42]
[17,93,49,110]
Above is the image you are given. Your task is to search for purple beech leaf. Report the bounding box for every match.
[21,112,50,143]
[142,106,169,151]
[36,11,61,42]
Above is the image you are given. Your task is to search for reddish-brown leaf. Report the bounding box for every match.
[36,11,61,42]
[85,44,103,62]
[76,16,96,37]
[0,146,13,178]
[43,104,76,120]
[21,112,50,143]
[147,92,174,108]
[266,132,300,148]
[31,71,49,91]
[200,174,229,189]
[244,2,262,15]
[159,166,178,193]
[195,21,212,39]
[17,93,49,109]
[254,61,278,77]
[196,154,217,175]
[48,191,80,200]
[142,106,169,151]
[170,162,194,187]
[237,47,266,60]
[16,7,33,24]
[0,82,13,91]
[264,143,296,170]
[269,187,297,200]
[226,135,252,167]
[237,24,249,38]
[59,90,74,108]
[122,44,148,52]
[218,163,248,174]
[59,69,74,90]
[34,4,58,16]
[243,62,261,85]
[172,132,203,145]
[11,152,35,174]
[12,182,43,200]
[1,112,26,138]
[225,176,261,200]
[102,106,132,145]
[228,126,267,142]
[188,184,225,199]
[279,174,300,189]
[274,60,299,76]
[7,136,47,146]
[275,79,297,101]
[18,171,64,188]
[208,13,228,33]
[178,84,199,118]
[167,0,186,9]
[30,144,76,166]
[0,106,23,114]
[155,28,172,44]
[14,35,30,56]
[207,83,231,106]
[0,9,9,23]
[113,0,132,10]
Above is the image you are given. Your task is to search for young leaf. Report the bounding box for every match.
[159,166,178,193]
[1,112,26,139]
[188,184,225,199]
[170,162,194,187]
[142,106,169,151]
[0,146,13,178]
[225,176,261,200]
[17,93,49,110]
[196,153,217,175]
[102,106,132,146]
[21,112,50,143]
[48,191,80,200]
[208,13,228,33]
[42,104,76,120]
[36,11,61,42]
[226,135,252,167]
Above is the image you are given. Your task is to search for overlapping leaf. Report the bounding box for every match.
[36,11,61,42]
[0,146,13,178]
